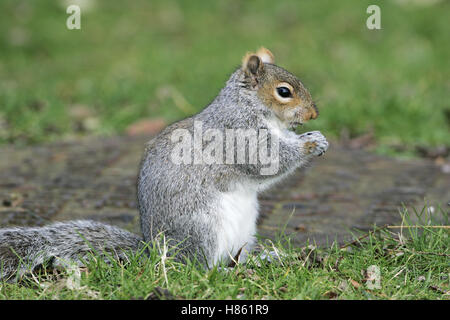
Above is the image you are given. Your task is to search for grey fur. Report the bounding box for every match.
[0,56,328,281]
[0,220,142,281]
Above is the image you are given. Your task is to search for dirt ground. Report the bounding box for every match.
[0,134,448,246]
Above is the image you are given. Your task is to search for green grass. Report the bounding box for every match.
[1,206,448,300]
[0,0,449,153]
[1,1,448,301]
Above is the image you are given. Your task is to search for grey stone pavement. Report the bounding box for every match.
[0,134,448,247]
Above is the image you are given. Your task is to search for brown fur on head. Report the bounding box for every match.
[242,47,318,128]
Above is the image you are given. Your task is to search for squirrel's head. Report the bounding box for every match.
[241,47,318,128]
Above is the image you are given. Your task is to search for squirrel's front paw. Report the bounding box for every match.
[299,131,329,156]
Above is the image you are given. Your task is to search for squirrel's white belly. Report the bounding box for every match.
[214,185,259,264]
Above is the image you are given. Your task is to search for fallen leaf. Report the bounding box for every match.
[340,128,375,149]
[323,291,338,299]
[350,279,361,289]
[417,275,426,282]
[338,280,348,291]
[126,118,166,136]
[279,286,288,293]
[294,224,307,232]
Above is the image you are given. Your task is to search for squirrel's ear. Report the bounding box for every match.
[256,47,275,64]
[242,52,264,76]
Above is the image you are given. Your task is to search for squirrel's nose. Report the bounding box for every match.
[308,103,319,120]
[309,110,318,120]
[305,107,318,120]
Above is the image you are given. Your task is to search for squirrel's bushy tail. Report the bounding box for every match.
[0,220,143,282]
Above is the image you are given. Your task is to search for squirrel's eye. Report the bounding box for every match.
[276,86,292,98]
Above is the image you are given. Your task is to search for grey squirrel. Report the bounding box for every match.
[0,48,328,281]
